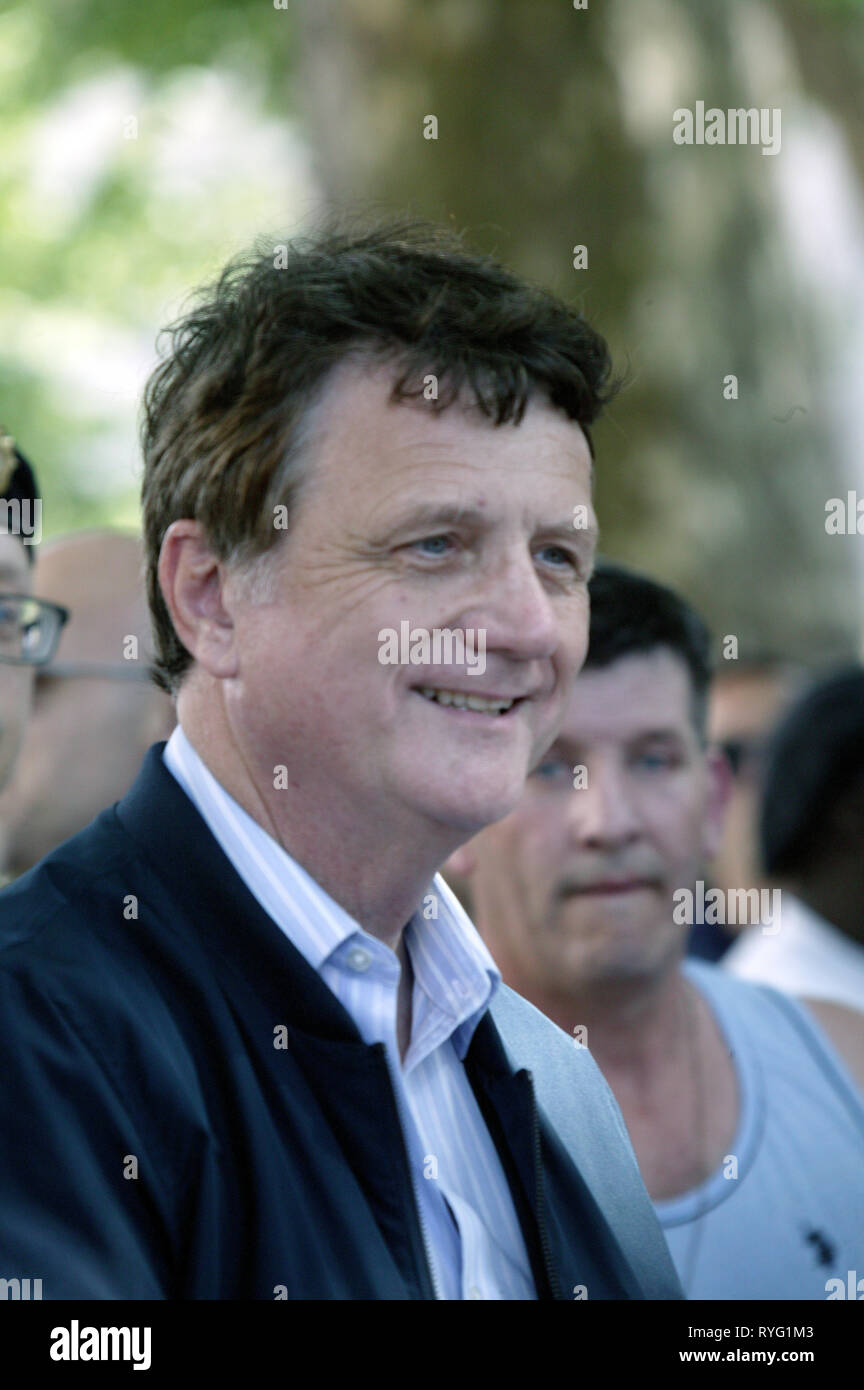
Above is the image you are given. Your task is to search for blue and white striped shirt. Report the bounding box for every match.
[163,726,536,1300]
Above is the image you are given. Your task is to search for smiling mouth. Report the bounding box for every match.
[414,686,523,717]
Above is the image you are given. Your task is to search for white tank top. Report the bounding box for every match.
[654,960,864,1299]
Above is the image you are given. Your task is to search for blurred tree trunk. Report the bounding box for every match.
[295,0,862,665]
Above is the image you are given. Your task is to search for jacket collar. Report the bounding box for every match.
[117,743,364,1043]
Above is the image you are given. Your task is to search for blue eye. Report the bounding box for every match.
[532,759,570,781]
[538,546,568,565]
[414,535,453,556]
[635,752,675,771]
[536,545,581,572]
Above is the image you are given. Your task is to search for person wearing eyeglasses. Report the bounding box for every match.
[0,531,175,879]
[0,430,68,794]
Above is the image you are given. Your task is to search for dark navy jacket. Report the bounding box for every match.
[0,745,682,1299]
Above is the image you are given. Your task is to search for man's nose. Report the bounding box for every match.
[565,760,641,849]
[477,550,567,664]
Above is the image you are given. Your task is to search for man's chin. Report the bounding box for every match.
[421,781,526,838]
[554,916,683,990]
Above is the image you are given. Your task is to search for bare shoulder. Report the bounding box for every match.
[800,998,864,1094]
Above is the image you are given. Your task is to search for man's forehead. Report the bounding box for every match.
[308,357,593,478]
[562,649,694,738]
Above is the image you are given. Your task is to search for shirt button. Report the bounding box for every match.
[345,945,372,972]
[467,1286,484,1300]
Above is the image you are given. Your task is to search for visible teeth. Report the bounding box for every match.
[419,687,515,715]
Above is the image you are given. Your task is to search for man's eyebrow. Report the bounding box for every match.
[631,728,688,741]
[383,502,488,530]
[548,727,687,754]
[541,520,598,546]
[381,502,597,540]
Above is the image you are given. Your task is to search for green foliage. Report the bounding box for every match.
[0,0,302,536]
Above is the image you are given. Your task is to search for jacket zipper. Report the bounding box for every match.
[528,1073,563,1300]
[375,1042,442,1301]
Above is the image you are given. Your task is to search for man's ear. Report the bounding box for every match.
[157,521,239,679]
[702,744,734,861]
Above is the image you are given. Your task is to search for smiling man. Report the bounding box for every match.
[0,222,681,1300]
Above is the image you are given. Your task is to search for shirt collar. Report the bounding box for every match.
[406,876,501,1060]
[163,725,359,969]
